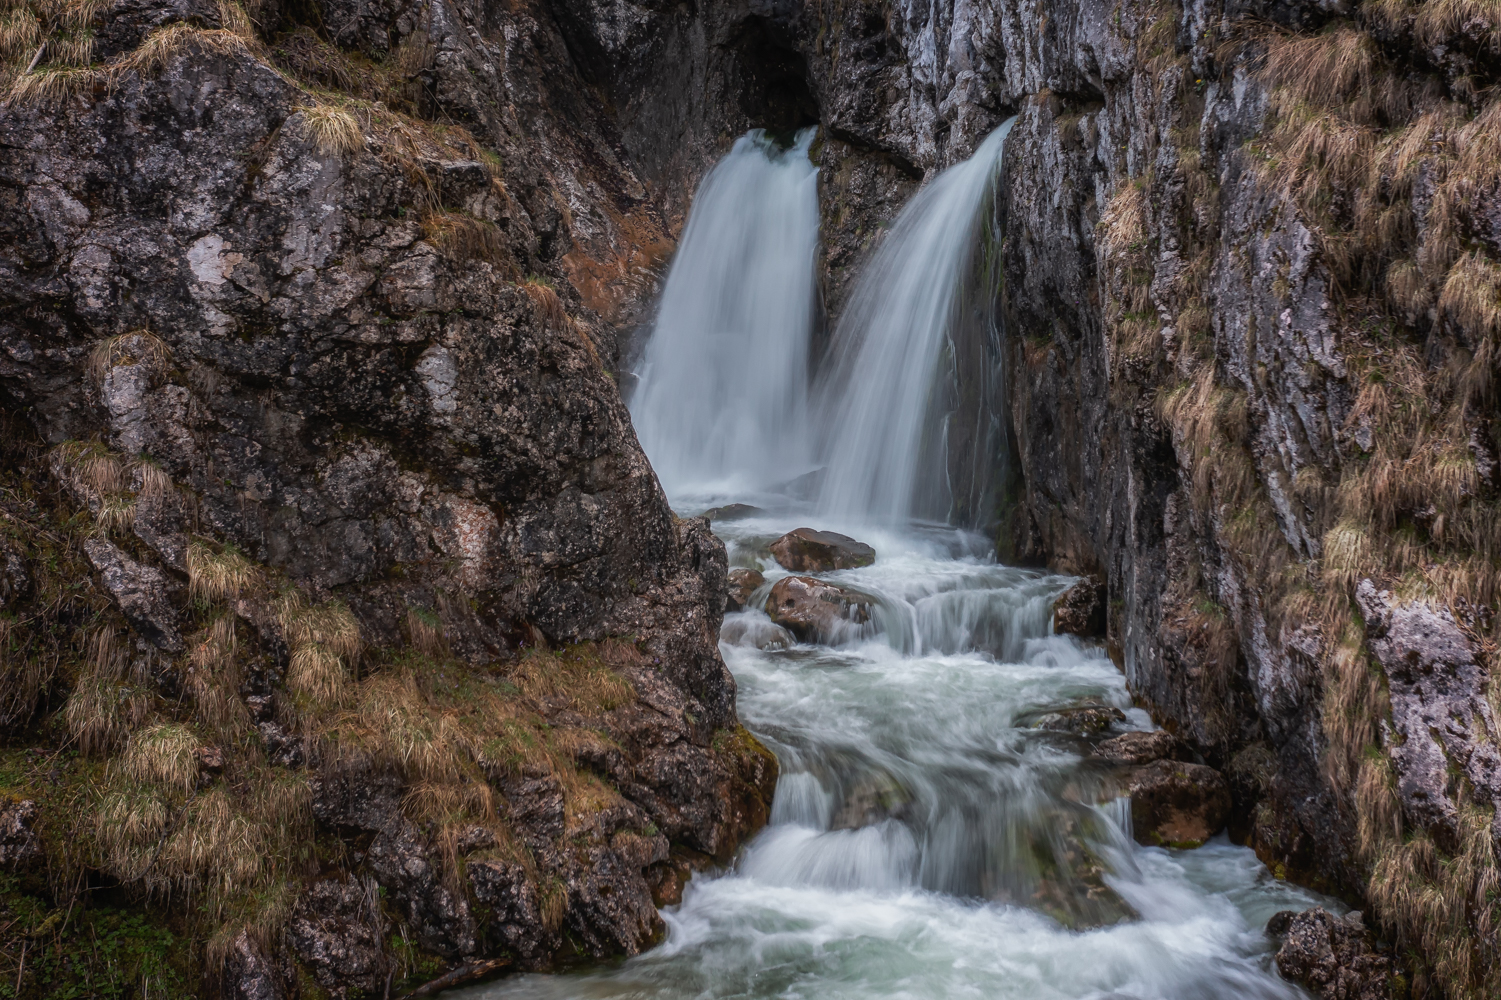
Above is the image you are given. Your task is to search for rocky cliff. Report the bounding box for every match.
[2,0,1499,997]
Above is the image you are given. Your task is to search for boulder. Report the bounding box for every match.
[702,504,762,522]
[765,575,872,643]
[1030,704,1126,736]
[831,772,911,830]
[719,615,794,650]
[725,567,765,612]
[1052,576,1105,637]
[1268,908,1393,1000]
[1127,759,1232,847]
[1096,730,1190,765]
[769,528,876,572]
[287,878,388,996]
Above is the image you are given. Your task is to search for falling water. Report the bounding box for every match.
[470,126,1341,1000]
[629,129,820,497]
[815,121,1014,527]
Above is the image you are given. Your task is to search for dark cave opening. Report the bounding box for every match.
[725,15,820,145]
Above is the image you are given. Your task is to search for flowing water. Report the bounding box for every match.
[466,128,1338,1000]
[628,129,821,497]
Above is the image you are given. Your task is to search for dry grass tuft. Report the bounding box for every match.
[65,628,149,754]
[0,8,41,61]
[406,605,449,660]
[112,24,249,81]
[122,722,202,794]
[521,276,570,330]
[187,615,250,740]
[423,210,505,264]
[512,642,636,715]
[6,64,96,105]
[297,103,365,156]
[1438,251,1501,345]
[279,594,360,706]
[87,330,171,385]
[187,540,258,604]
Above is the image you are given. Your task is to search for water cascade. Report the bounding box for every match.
[628,129,820,497]
[471,125,1340,1000]
[814,121,1014,527]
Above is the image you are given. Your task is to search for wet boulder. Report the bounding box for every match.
[765,575,871,643]
[1052,576,1105,637]
[769,528,876,572]
[1268,908,1392,1000]
[831,772,911,830]
[1127,760,1232,847]
[702,503,762,522]
[725,567,765,612]
[1030,704,1126,736]
[719,614,794,650]
[1096,730,1191,765]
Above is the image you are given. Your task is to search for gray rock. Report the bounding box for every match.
[287,879,388,996]
[1268,908,1392,1000]
[0,538,28,610]
[220,929,290,1000]
[83,538,182,652]
[1031,704,1127,736]
[769,528,876,572]
[1355,581,1501,854]
[468,859,551,968]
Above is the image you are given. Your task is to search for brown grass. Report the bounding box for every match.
[279,594,360,706]
[122,722,201,794]
[112,24,250,81]
[406,606,448,660]
[64,629,149,754]
[512,643,636,714]
[87,330,171,385]
[187,541,258,604]
[423,211,505,265]
[187,616,250,740]
[6,64,95,104]
[0,8,41,61]
[297,103,364,156]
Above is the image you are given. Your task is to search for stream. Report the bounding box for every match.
[463,128,1341,1000]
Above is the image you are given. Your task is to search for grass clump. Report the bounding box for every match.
[187,540,257,604]
[297,102,365,156]
[279,594,361,706]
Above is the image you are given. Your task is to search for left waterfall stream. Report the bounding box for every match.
[461,133,1339,1000]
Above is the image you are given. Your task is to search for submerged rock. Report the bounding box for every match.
[725,567,765,612]
[769,528,876,572]
[830,772,911,830]
[702,504,763,522]
[765,575,872,643]
[719,614,794,650]
[1030,704,1126,736]
[1096,730,1190,765]
[1052,576,1106,637]
[1268,908,1393,1000]
[1127,760,1232,848]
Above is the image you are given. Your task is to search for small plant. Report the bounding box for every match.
[406,605,448,659]
[298,103,365,156]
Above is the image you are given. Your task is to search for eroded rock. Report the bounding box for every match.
[765,575,872,643]
[769,528,876,572]
[1127,760,1232,847]
[287,878,388,996]
[1268,908,1393,1000]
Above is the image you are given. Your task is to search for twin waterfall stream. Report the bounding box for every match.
[473,128,1338,999]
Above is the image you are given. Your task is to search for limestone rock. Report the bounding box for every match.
[83,538,182,652]
[769,528,876,572]
[468,859,552,968]
[702,504,762,522]
[1268,908,1392,1000]
[287,879,388,996]
[725,567,764,612]
[1096,730,1190,765]
[1127,760,1232,847]
[1052,576,1105,637]
[221,929,292,1000]
[765,575,872,643]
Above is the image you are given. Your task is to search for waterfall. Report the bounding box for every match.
[628,129,820,498]
[815,120,1015,527]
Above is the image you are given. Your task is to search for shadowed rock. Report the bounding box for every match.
[769,528,876,572]
[725,567,765,612]
[1096,730,1191,765]
[1052,576,1105,637]
[702,504,763,522]
[1030,704,1126,736]
[83,538,183,652]
[1127,760,1231,847]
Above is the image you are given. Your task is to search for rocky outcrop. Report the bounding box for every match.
[725,567,765,613]
[768,528,876,572]
[1052,576,1106,637]
[764,575,872,643]
[1029,704,1127,736]
[1268,908,1393,1000]
[1096,730,1191,766]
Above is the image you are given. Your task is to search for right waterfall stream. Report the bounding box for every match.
[472,129,1340,999]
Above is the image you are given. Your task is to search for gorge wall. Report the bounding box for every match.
[2,0,1499,997]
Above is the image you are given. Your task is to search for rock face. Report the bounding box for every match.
[1268,908,1393,1000]
[764,575,872,644]
[769,528,876,572]
[1127,760,1232,848]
